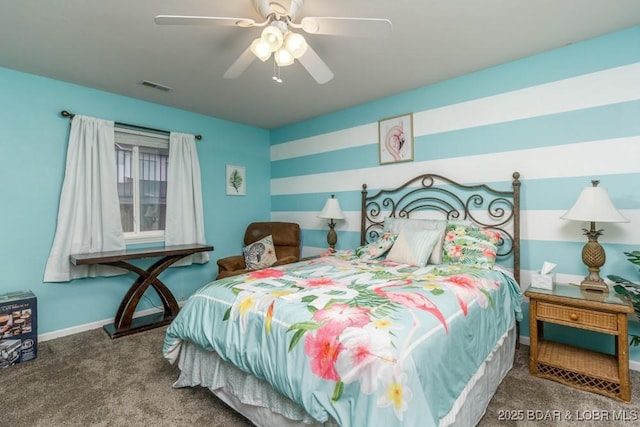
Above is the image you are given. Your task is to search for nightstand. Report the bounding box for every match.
[525,283,633,402]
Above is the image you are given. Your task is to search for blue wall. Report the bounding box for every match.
[269,26,640,363]
[0,67,271,335]
[2,25,639,368]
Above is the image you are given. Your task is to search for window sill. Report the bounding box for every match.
[124,234,165,245]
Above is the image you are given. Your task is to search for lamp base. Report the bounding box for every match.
[579,223,609,295]
[326,222,337,250]
[580,287,608,302]
[580,279,609,294]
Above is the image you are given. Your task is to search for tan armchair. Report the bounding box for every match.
[216,222,301,280]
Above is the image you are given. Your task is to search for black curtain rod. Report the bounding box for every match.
[60,110,202,140]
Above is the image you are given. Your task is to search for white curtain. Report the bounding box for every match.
[165,132,209,265]
[44,115,126,282]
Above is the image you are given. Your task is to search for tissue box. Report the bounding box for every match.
[531,273,554,290]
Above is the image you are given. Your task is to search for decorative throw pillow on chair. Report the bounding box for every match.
[243,235,278,270]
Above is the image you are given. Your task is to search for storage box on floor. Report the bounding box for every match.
[0,290,37,368]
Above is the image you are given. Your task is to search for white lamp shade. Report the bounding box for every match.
[284,32,307,58]
[319,196,345,220]
[250,38,271,62]
[275,48,294,67]
[561,186,628,223]
[261,25,283,52]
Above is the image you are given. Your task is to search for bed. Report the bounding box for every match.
[163,171,523,427]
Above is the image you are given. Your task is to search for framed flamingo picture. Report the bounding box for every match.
[378,113,414,164]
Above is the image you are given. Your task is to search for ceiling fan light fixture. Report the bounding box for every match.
[283,32,307,58]
[250,38,272,62]
[261,25,284,52]
[156,0,390,84]
[274,48,294,67]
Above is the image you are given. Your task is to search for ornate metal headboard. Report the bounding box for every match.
[361,172,521,283]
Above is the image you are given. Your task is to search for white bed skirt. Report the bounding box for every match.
[174,325,517,427]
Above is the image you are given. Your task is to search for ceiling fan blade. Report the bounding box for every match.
[300,17,392,37]
[223,47,257,79]
[297,45,334,85]
[154,15,257,28]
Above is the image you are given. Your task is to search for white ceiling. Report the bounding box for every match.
[2,0,639,129]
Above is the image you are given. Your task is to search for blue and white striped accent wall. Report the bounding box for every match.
[270,26,640,362]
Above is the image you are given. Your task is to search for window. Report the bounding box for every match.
[115,128,169,243]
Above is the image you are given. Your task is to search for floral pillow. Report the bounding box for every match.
[442,222,500,270]
[355,232,398,260]
[243,235,278,270]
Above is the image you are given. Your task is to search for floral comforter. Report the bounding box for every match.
[163,253,522,427]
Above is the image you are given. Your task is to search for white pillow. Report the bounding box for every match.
[384,217,446,264]
[386,228,443,267]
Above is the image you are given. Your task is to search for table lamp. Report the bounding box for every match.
[561,180,628,293]
[318,195,345,250]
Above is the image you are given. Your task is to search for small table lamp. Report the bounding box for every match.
[561,180,628,294]
[318,195,345,250]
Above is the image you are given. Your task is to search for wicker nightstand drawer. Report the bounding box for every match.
[537,301,618,331]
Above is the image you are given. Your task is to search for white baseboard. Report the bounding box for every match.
[38,303,185,343]
[39,317,113,342]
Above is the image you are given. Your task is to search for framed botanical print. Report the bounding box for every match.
[226,165,246,196]
[378,113,414,165]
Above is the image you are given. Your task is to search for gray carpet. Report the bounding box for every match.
[1,327,638,427]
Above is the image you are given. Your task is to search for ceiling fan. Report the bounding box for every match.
[154,0,392,84]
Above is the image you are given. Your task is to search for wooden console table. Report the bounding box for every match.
[70,243,213,339]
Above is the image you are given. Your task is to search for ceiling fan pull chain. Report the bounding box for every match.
[272,60,283,83]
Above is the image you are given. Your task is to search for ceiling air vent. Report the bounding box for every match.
[141,80,173,92]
